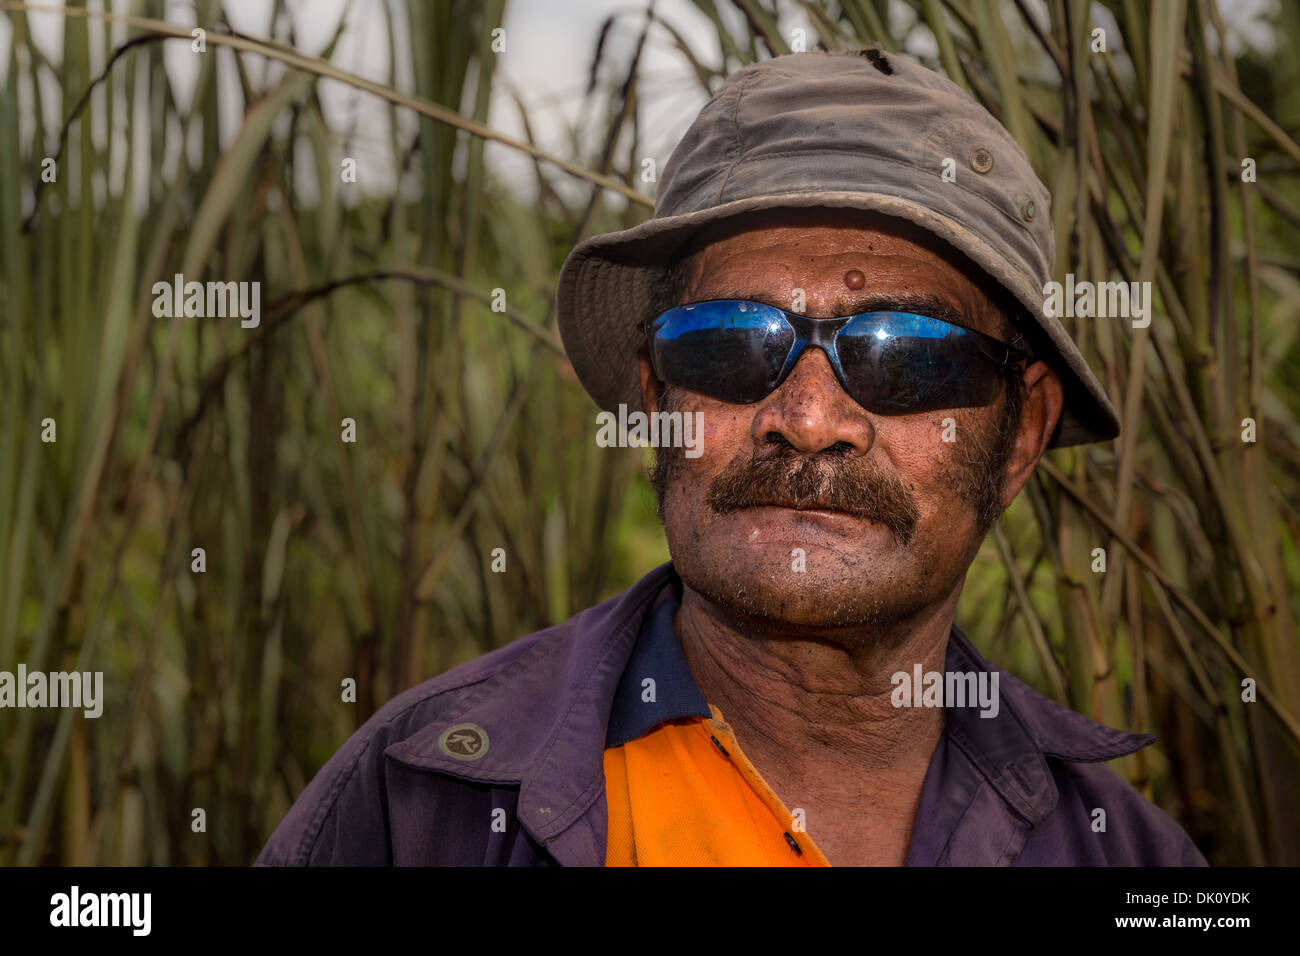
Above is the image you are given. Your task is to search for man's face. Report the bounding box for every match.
[641,210,1063,639]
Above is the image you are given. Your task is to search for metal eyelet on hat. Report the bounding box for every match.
[1017,195,1036,221]
[969,146,993,173]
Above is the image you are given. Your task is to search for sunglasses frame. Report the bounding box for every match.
[640,298,1033,413]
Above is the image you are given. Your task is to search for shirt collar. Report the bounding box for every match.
[605,574,710,748]
[383,562,677,864]
[600,576,1156,828]
[385,562,1156,865]
[942,622,1155,820]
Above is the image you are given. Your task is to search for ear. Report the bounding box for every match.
[638,343,662,416]
[999,361,1064,508]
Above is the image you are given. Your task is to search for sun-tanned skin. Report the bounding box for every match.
[638,208,1065,866]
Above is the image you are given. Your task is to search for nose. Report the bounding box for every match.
[749,346,876,456]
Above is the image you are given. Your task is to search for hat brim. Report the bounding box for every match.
[556,191,1120,449]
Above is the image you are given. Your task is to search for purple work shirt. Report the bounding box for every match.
[256,562,1207,866]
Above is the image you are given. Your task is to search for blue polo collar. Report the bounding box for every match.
[604,573,709,748]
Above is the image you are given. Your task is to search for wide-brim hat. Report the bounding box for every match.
[555,47,1121,448]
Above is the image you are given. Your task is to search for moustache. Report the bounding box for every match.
[705,448,920,545]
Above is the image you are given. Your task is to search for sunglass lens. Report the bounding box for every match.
[650,301,794,403]
[836,312,1005,413]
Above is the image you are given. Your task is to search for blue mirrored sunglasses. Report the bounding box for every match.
[640,299,1030,414]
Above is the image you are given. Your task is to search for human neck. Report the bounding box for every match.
[674,583,959,775]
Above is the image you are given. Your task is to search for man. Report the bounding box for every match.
[257,47,1205,866]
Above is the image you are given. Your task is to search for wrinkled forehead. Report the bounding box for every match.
[676,209,1014,337]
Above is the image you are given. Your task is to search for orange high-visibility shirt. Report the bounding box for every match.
[603,703,831,866]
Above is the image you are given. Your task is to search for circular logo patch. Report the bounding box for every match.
[438,722,490,761]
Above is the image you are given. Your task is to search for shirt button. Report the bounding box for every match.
[969,146,993,173]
